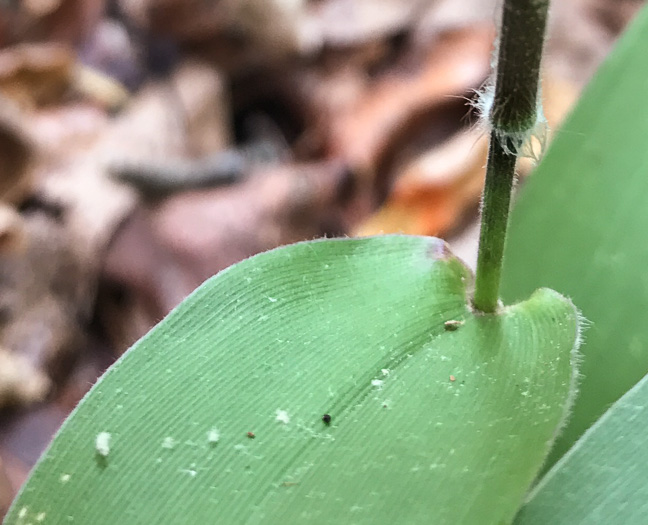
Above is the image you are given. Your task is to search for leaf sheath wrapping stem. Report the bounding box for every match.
[491,0,550,134]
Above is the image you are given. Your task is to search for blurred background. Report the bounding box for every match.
[0,0,642,515]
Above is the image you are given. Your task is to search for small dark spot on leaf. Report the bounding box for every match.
[247,432,255,439]
[94,454,108,470]
[322,414,332,425]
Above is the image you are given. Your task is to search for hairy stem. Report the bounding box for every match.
[473,132,517,311]
[473,0,550,313]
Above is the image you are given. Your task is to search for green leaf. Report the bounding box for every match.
[502,5,648,468]
[515,372,648,524]
[5,236,579,524]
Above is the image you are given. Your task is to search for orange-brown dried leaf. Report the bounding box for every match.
[326,27,493,175]
[355,74,580,238]
[355,131,488,237]
[0,43,75,109]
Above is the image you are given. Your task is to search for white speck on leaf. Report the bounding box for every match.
[36,512,46,522]
[275,409,290,424]
[59,473,71,483]
[207,428,220,444]
[371,379,384,389]
[95,432,111,457]
[381,369,390,376]
[444,320,464,331]
[18,507,28,518]
[162,437,176,449]
[181,464,197,477]
[268,297,278,303]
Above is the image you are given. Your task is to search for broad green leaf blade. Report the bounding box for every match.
[515,372,648,524]
[5,236,579,525]
[502,5,648,468]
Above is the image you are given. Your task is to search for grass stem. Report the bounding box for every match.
[473,0,550,313]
